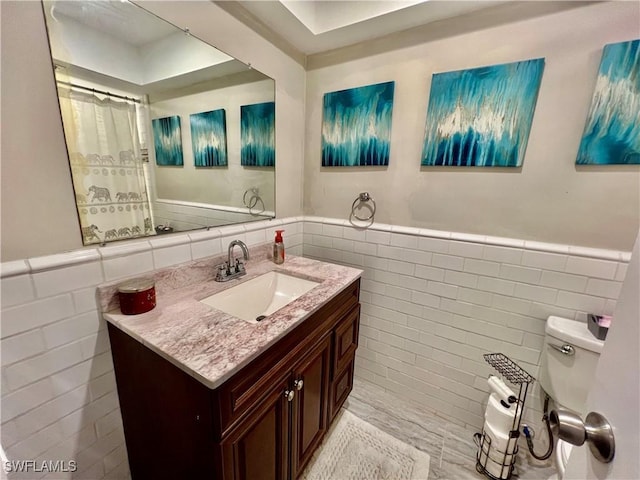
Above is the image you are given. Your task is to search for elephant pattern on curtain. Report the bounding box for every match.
[58,88,153,245]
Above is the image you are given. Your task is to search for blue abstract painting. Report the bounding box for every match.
[241,102,275,167]
[190,109,228,167]
[322,81,395,167]
[421,59,544,167]
[576,39,640,165]
[152,116,183,166]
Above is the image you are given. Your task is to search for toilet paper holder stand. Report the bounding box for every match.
[475,353,535,480]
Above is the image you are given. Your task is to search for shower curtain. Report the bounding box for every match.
[58,88,153,245]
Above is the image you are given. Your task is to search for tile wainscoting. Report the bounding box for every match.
[0,216,629,478]
[0,218,303,479]
[301,217,629,433]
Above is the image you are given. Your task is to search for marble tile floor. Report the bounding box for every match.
[344,378,555,480]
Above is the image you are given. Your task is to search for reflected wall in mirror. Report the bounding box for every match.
[43,0,275,245]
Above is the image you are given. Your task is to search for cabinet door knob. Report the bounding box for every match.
[284,390,295,402]
[294,379,304,391]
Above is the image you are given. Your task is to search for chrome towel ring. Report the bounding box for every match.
[351,192,376,222]
[243,188,265,215]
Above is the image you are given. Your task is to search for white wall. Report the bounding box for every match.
[1,1,82,261]
[150,79,275,211]
[304,2,640,252]
[45,11,143,85]
[0,0,306,262]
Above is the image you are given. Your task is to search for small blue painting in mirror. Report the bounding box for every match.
[322,81,395,167]
[241,102,275,167]
[421,59,544,167]
[576,39,640,165]
[190,109,228,167]
[152,115,183,166]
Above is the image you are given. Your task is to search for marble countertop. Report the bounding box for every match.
[100,245,362,389]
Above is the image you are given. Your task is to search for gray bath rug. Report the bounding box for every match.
[300,410,431,480]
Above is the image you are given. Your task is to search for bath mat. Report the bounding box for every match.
[300,410,431,480]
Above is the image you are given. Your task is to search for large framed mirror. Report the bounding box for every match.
[42,0,275,245]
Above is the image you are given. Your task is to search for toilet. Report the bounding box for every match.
[538,316,605,479]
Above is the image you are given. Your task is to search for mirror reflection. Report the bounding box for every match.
[43,0,275,245]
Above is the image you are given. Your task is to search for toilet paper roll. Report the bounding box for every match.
[478,446,514,480]
[487,375,517,405]
[485,393,520,434]
[482,421,518,459]
[477,424,518,480]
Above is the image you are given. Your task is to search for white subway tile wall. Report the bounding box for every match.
[0,216,629,474]
[301,217,629,431]
[0,220,302,479]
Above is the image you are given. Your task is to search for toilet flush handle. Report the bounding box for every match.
[549,343,575,356]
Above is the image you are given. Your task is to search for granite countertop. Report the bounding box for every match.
[100,245,362,389]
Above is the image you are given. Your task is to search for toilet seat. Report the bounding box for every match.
[546,440,573,480]
[555,439,573,479]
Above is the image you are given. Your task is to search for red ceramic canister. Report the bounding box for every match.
[118,278,156,315]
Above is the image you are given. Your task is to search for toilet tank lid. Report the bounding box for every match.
[546,316,605,353]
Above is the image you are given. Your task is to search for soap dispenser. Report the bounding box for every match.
[273,230,285,264]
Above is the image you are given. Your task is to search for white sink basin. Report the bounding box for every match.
[200,271,320,323]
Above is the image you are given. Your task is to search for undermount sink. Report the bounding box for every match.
[200,271,320,323]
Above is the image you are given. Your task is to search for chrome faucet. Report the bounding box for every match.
[228,240,249,267]
[216,240,250,282]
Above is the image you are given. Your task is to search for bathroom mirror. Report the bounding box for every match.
[42,0,275,245]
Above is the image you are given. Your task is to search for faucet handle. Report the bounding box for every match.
[215,264,227,281]
[235,258,245,273]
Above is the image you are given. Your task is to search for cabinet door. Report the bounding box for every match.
[329,304,360,422]
[221,376,291,480]
[333,304,360,374]
[291,334,332,478]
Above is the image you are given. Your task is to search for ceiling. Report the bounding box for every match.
[214,1,599,66]
[224,0,505,55]
[52,1,598,70]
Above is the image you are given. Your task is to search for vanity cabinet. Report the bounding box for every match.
[108,278,360,480]
[221,334,331,480]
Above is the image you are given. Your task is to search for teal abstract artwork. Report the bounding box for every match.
[190,109,228,167]
[152,116,183,166]
[421,59,544,167]
[576,39,640,165]
[322,81,395,166]
[241,102,275,167]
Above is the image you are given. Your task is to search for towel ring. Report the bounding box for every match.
[243,188,258,209]
[351,192,376,222]
[243,188,265,215]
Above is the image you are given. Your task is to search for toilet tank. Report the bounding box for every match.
[538,316,605,415]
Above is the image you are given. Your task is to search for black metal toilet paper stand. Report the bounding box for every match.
[474,353,535,480]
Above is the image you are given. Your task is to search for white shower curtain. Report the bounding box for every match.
[58,88,153,245]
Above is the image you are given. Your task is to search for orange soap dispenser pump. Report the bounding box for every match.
[273,230,285,264]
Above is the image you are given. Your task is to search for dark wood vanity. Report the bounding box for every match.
[107,278,360,480]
